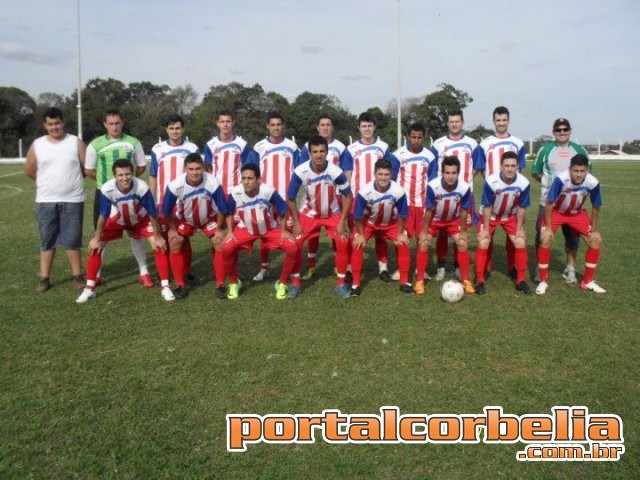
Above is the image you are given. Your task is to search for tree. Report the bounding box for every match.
[288,91,355,146]
[0,87,36,156]
[466,123,493,143]
[170,84,199,117]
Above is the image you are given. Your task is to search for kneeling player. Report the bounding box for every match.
[536,154,604,295]
[223,163,299,299]
[76,159,169,303]
[415,156,475,295]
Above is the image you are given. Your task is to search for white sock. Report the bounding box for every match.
[130,237,148,275]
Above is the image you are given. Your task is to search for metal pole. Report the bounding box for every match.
[396,0,402,149]
[76,0,83,139]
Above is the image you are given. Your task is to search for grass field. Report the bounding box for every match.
[1,161,638,479]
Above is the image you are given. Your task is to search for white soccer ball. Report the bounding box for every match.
[440,280,464,303]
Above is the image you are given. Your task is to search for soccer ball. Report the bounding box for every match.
[440,280,464,303]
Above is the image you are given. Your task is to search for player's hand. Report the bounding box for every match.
[281,229,293,242]
[292,223,303,239]
[352,232,365,249]
[417,231,430,251]
[589,230,602,247]
[154,235,167,252]
[336,220,349,239]
[395,232,409,247]
[88,237,103,254]
[477,229,490,243]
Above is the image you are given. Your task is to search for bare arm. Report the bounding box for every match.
[25,144,37,180]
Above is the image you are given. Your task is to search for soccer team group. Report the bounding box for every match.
[26,106,606,304]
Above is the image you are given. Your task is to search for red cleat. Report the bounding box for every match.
[139,274,154,288]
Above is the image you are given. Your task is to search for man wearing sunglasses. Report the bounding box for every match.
[531,118,590,284]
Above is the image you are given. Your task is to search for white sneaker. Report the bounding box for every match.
[581,280,606,294]
[252,268,267,282]
[562,267,577,284]
[535,281,548,295]
[161,286,175,302]
[76,288,96,304]
[434,267,446,281]
[391,269,400,281]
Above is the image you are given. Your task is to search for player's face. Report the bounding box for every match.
[493,113,509,136]
[216,115,235,139]
[309,143,328,171]
[569,164,588,185]
[553,125,571,145]
[185,161,204,185]
[43,116,64,140]
[114,167,133,193]
[374,168,392,191]
[316,118,334,139]
[442,165,459,187]
[407,130,424,151]
[359,121,376,142]
[104,115,123,139]
[267,118,284,139]
[166,122,184,144]
[447,115,464,137]
[500,158,518,182]
[241,170,259,195]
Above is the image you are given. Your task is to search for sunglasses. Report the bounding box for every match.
[554,127,570,133]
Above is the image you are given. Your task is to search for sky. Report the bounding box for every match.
[1,0,638,144]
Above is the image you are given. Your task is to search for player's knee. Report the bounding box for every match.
[513,237,526,249]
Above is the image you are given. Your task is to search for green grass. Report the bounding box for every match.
[1,162,638,479]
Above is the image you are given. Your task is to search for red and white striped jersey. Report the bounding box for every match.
[547,170,602,214]
[253,137,300,198]
[354,180,408,227]
[481,172,531,222]
[426,177,472,223]
[345,138,391,197]
[288,161,351,219]
[149,140,199,206]
[228,183,285,236]
[394,145,436,207]
[204,135,251,194]
[98,177,156,228]
[479,134,526,176]
[163,172,224,227]
[430,135,483,188]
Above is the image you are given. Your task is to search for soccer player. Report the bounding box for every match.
[350,159,412,296]
[536,154,605,295]
[251,112,301,281]
[298,114,350,279]
[393,123,437,281]
[415,156,476,295]
[149,114,200,287]
[430,109,483,280]
[161,153,228,299]
[287,135,353,298]
[223,163,299,300]
[478,106,527,278]
[85,108,152,287]
[475,151,532,295]
[76,160,169,303]
[25,107,86,292]
[532,118,591,284]
[342,112,400,281]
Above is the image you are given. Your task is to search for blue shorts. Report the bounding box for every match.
[36,202,84,251]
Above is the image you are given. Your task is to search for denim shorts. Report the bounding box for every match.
[36,202,84,250]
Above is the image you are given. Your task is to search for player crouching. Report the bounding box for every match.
[76,159,169,303]
[536,154,605,295]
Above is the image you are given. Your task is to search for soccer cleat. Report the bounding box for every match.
[275,282,288,300]
[286,285,301,299]
[350,286,362,297]
[462,280,476,294]
[72,275,85,289]
[139,274,154,288]
[562,267,577,284]
[378,270,392,282]
[161,286,176,302]
[475,282,486,295]
[413,280,425,295]
[508,268,517,280]
[535,281,548,295]
[215,286,226,299]
[36,276,50,293]
[301,267,316,281]
[184,273,196,285]
[173,286,188,300]
[515,281,532,295]
[391,269,400,281]
[75,288,96,304]
[399,283,414,294]
[227,280,242,300]
[434,267,446,281]
[580,280,606,294]
[484,269,492,281]
[335,284,351,298]
[252,268,268,282]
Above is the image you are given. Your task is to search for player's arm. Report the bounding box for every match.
[134,143,146,176]
[588,182,603,235]
[269,191,292,241]
[478,182,494,242]
[516,184,531,236]
[89,193,111,253]
[84,144,97,180]
[77,139,87,174]
[531,147,545,182]
[352,194,367,249]
[286,173,303,237]
[418,207,434,249]
[472,146,485,179]
[25,143,37,180]
[394,194,409,246]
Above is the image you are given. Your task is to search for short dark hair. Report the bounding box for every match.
[407,122,425,135]
[184,152,203,165]
[166,114,184,127]
[316,114,333,125]
[217,110,234,120]
[43,107,64,122]
[241,163,260,178]
[493,106,510,118]
[267,111,284,123]
[374,159,392,172]
[570,153,589,168]
[308,135,328,150]
[501,151,518,164]
[112,158,133,175]
[447,109,464,121]
[441,155,460,173]
[103,108,122,121]
[358,112,376,125]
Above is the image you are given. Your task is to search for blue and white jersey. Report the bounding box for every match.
[288,161,351,219]
[547,170,602,214]
[228,183,286,236]
[99,177,156,226]
[162,172,226,227]
[204,135,253,194]
[354,180,408,227]
[300,138,346,167]
[342,138,400,196]
[478,134,527,176]
[252,137,301,198]
[150,139,199,205]
[394,145,438,207]
[426,177,472,223]
[430,135,484,188]
[481,172,531,222]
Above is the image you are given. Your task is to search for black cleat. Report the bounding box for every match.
[350,286,361,297]
[379,270,392,282]
[216,286,226,299]
[345,271,353,284]
[515,281,532,295]
[184,273,196,285]
[508,268,517,280]
[399,283,414,294]
[173,286,188,300]
[475,282,486,295]
[484,269,492,280]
